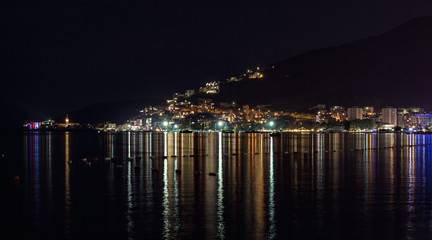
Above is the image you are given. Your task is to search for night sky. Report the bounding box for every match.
[2,1,432,127]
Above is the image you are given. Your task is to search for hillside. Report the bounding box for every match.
[55,98,163,124]
[217,16,432,110]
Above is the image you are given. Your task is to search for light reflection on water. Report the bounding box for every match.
[217,132,225,239]
[64,132,71,237]
[268,136,276,239]
[9,132,432,239]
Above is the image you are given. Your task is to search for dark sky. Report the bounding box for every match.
[2,0,432,125]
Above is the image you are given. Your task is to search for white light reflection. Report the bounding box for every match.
[162,132,170,239]
[128,132,131,158]
[111,134,114,158]
[139,132,143,157]
[173,132,180,237]
[126,160,134,239]
[175,132,177,157]
[217,132,225,239]
[268,136,276,239]
[164,132,168,157]
[125,132,134,239]
[149,132,152,156]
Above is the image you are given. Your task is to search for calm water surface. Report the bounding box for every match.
[2,132,432,239]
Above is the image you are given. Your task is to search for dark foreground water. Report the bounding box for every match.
[2,132,432,239]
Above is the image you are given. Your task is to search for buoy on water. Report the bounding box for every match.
[152,168,159,172]
[209,172,217,176]
[175,169,181,174]
[13,176,20,182]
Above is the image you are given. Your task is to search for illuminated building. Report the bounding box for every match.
[135,119,143,127]
[412,114,432,127]
[347,107,363,121]
[198,82,220,94]
[382,107,397,126]
[247,67,263,79]
[227,77,240,82]
[185,89,195,97]
[410,107,424,113]
[397,114,405,127]
[28,122,40,130]
[363,106,375,117]
[57,115,79,128]
[106,123,117,130]
[316,110,330,123]
[330,106,346,121]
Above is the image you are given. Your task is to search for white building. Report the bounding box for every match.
[382,107,397,126]
[413,114,432,127]
[347,107,363,121]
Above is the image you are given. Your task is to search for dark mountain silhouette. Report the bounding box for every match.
[218,16,432,110]
[55,98,163,124]
[36,16,432,127]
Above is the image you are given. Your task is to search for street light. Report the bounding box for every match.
[269,121,274,127]
[163,121,168,127]
[215,120,224,132]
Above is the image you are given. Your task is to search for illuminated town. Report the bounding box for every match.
[5,1,432,238]
[24,67,432,133]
